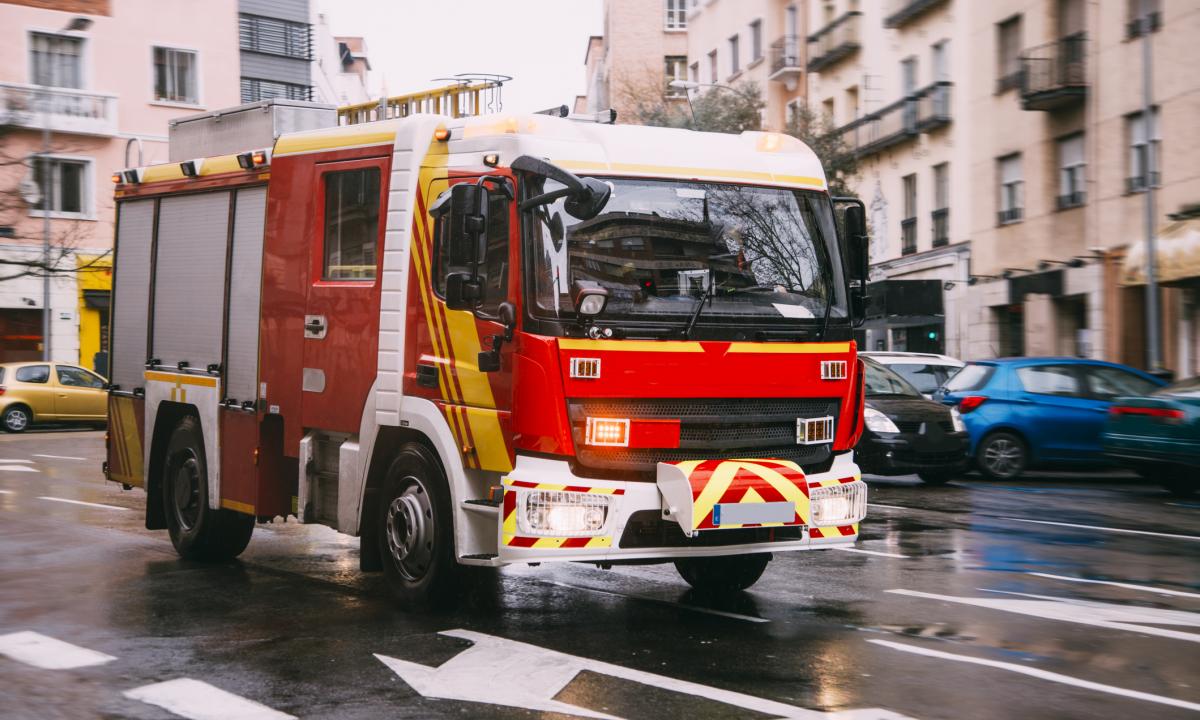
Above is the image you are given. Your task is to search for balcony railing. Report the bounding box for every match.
[1020,33,1087,111]
[807,11,862,73]
[931,208,949,246]
[998,207,1023,225]
[838,82,952,158]
[901,218,917,255]
[0,82,118,136]
[884,0,950,29]
[769,35,803,81]
[1056,191,1086,210]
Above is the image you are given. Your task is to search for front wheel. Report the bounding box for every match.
[162,416,254,561]
[2,405,31,433]
[976,431,1028,481]
[674,553,770,593]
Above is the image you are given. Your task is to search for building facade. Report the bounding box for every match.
[311,11,370,107]
[582,0,689,120]
[238,0,314,104]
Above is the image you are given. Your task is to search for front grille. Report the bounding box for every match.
[570,397,840,478]
[619,510,805,548]
[893,419,956,434]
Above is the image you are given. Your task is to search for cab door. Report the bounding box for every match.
[52,365,107,419]
[300,156,390,433]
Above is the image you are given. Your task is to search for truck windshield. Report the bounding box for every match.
[526,177,847,330]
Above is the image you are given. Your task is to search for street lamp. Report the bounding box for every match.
[667,79,741,130]
[37,16,93,361]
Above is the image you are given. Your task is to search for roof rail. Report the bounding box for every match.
[338,74,509,125]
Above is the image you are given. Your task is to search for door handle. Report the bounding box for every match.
[303,314,327,339]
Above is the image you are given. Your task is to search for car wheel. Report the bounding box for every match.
[977,431,1028,481]
[162,416,254,560]
[1162,466,1198,498]
[674,553,771,593]
[917,471,955,486]
[2,405,31,433]
[376,443,461,610]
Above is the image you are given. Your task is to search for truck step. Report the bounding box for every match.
[459,553,502,567]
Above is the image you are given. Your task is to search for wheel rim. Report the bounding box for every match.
[385,478,434,582]
[171,454,202,531]
[984,438,1022,477]
[5,409,28,431]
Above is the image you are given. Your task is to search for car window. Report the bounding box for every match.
[887,363,943,394]
[14,365,50,384]
[1086,366,1159,400]
[864,360,922,397]
[0,367,5,384]
[57,366,105,389]
[1016,364,1083,397]
[945,364,995,392]
[1156,377,1200,398]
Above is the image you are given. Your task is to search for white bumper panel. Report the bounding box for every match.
[496,453,865,565]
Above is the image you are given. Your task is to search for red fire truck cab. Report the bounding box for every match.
[105,99,871,607]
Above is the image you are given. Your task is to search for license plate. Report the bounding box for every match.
[712,501,795,527]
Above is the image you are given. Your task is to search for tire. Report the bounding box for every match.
[1162,466,1198,498]
[162,416,254,561]
[917,471,955,486]
[376,443,461,610]
[976,431,1028,481]
[2,405,31,433]
[674,553,771,593]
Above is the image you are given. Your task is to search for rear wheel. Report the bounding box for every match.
[376,443,461,609]
[674,553,771,593]
[1162,466,1198,497]
[162,416,254,560]
[2,405,31,433]
[976,431,1027,481]
[917,471,955,486]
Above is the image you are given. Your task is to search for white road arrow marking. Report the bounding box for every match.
[0,631,116,669]
[377,628,911,719]
[870,638,1200,712]
[124,678,296,720]
[888,588,1200,642]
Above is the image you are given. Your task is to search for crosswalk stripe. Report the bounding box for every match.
[124,679,296,720]
[0,465,39,473]
[0,631,116,669]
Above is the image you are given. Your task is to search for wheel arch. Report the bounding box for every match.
[145,401,200,530]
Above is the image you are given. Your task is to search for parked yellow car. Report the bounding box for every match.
[0,362,108,433]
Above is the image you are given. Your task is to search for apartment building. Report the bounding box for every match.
[961,0,1200,375]
[238,0,314,103]
[0,0,240,367]
[581,0,688,120]
[311,12,370,107]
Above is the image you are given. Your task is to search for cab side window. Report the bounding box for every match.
[431,184,510,317]
[322,168,380,281]
[15,365,49,384]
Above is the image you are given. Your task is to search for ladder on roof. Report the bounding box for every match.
[338,74,509,125]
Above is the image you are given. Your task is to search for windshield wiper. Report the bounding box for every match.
[682,283,713,339]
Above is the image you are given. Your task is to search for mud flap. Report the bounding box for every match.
[657,459,810,536]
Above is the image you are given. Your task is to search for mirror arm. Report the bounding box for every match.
[476,175,514,200]
[519,187,574,211]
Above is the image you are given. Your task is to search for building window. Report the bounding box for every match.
[241,77,312,103]
[932,163,949,247]
[688,61,699,83]
[238,14,312,60]
[1126,107,1160,193]
[323,167,380,281]
[932,40,950,82]
[750,20,763,61]
[1126,0,1161,38]
[901,174,917,255]
[901,56,918,95]
[31,157,90,217]
[996,15,1023,92]
[29,32,83,88]
[153,47,197,104]
[664,56,688,96]
[1057,133,1086,209]
[728,35,740,75]
[665,0,688,30]
[998,153,1023,225]
[707,50,718,84]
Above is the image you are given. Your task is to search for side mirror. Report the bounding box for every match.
[833,197,870,328]
[433,182,490,310]
[512,155,611,221]
[445,271,482,310]
[478,302,517,373]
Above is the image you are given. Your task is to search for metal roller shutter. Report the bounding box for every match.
[224,186,267,403]
[152,192,230,369]
[110,199,155,390]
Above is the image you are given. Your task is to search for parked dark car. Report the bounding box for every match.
[855,358,970,485]
[937,358,1167,480]
[1103,376,1200,496]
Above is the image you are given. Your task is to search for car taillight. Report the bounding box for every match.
[958,396,987,413]
[0,385,6,396]
[1110,406,1184,422]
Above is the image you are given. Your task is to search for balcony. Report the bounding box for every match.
[768,35,803,85]
[807,11,861,73]
[915,81,952,131]
[838,82,951,158]
[931,208,949,247]
[884,0,950,29]
[1019,34,1087,111]
[0,82,118,136]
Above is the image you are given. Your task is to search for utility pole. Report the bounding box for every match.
[1141,7,1161,373]
[40,95,51,361]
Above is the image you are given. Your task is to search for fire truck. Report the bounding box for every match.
[104,83,871,607]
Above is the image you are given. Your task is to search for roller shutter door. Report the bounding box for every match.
[110,199,155,390]
[224,187,267,403]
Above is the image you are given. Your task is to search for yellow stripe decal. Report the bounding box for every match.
[726,342,851,354]
[144,371,219,387]
[274,128,397,156]
[463,406,512,472]
[558,339,705,353]
[221,499,255,515]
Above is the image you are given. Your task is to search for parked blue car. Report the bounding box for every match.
[935,358,1167,480]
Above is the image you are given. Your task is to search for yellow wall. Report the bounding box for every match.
[76,254,113,374]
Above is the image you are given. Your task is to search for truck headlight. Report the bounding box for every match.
[519,490,610,537]
[950,407,966,432]
[810,482,866,526]
[864,406,900,434]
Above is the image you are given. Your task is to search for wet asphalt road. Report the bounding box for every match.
[1,430,1198,720]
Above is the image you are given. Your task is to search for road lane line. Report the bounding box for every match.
[1000,517,1200,542]
[0,465,39,473]
[36,496,128,511]
[0,489,12,494]
[124,679,295,720]
[1029,572,1200,599]
[0,631,116,669]
[868,638,1200,712]
[542,580,770,623]
[867,503,911,511]
[32,454,86,461]
[832,547,910,559]
[0,459,33,463]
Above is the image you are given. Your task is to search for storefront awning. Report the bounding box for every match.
[1121,218,1200,286]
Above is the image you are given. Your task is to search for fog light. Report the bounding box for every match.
[811,481,866,526]
[585,417,629,446]
[519,490,610,536]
